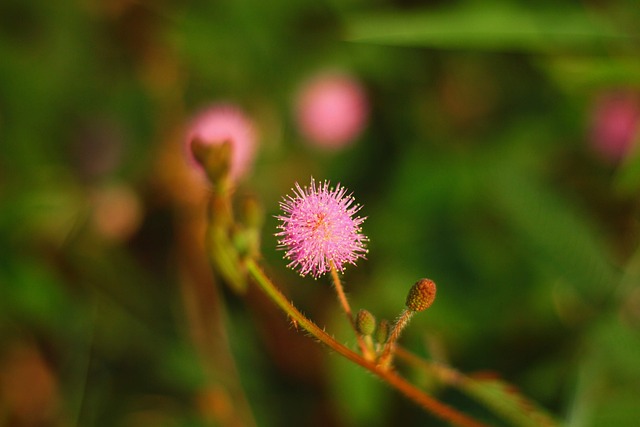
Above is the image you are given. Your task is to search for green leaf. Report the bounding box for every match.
[345,4,634,53]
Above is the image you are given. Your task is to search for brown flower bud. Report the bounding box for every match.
[406,278,436,312]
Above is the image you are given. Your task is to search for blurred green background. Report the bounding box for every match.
[2,0,640,426]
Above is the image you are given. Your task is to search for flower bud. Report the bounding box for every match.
[375,319,390,344]
[185,104,257,183]
[406,279,436,312]
[191,138,232,184]
[355,309,376,336]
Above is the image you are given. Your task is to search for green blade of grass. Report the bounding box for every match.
[346,4,635,53]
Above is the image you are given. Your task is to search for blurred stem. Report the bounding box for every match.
[329,262,373,360]
[395,347,462,385]
[364,335,375,355]
[246,259,490,427]
[207,191,247,293]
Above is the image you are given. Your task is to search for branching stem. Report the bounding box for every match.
[246,259,489,427]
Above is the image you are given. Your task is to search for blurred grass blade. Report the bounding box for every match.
[397,350,560,427]
[460,374,560,427]
[614,148,640,195]
[488,156,619,302]
[346,4,633,52]
[540,57,640,90]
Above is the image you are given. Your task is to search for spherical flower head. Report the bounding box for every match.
[276,178,368,278]
[590,90,640,162]
[185,104,257,182]
[296,72,369,149]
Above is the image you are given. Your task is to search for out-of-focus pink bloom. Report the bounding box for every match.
[185,104,257,182]
[296,72,368,149]
[590,90,640,162]
[276,177,368,278]
[0,343,59,426]
[91,183,143,242]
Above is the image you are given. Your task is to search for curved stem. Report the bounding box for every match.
[395,347,560,427]
[329,262,373,360]
[246,259,490,427]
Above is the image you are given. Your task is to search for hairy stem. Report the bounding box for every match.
[377,308,414,368]
[246,259,489,427]
[329,262,373,359]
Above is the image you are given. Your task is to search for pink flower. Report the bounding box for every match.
[590,90,640,162]
[185,104,257,182]
[296,72,368,149]
[276,178,368,278]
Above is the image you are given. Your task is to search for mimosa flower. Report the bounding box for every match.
[276,178,368,278]
[296,72,368,149]
[590,90,640,162]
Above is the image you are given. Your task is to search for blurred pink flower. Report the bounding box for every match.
[296,72,368,149]
[185,104,257,182]
[91,183,143,242]
[276,177,368,278]
[590,90,640,162]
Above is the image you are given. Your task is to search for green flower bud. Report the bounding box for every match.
[356,309,376,336]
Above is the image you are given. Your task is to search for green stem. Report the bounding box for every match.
[245,259,490,427]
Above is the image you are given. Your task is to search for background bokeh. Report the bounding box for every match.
[2,1,640,426]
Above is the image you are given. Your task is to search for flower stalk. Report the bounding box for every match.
[245,259,488,427]
[378,279,437,369]
[329,262,375,360]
